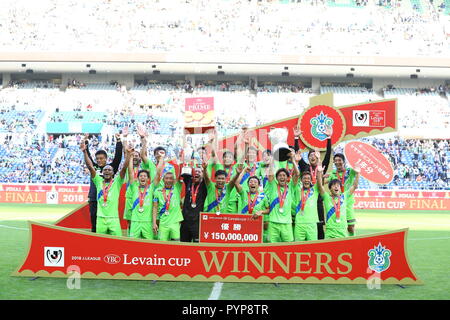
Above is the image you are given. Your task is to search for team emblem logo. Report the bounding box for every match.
[44,247,65,267]
[368,243,391,273]
[310,111,334,141]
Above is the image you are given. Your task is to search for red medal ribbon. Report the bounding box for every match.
[336,170,346,193]
[247,191,259,214]
[133,167,139,179]
[191,182,201,206]
[138,185,149,209]
[102,179,114,205]
[301,187,310,212]
[163,187,174,211]
[332,195,341,221]
[310,166,318,185]
[277,184,288,211]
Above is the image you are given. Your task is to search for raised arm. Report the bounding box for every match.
[81,139,96,178]
[152,155,165,186]
[201,161,212,186]
[267,156,275,182]
[228,166,241,192]
[120,144,133,180]
[138,125,149,165]
[322,126,333,172]
[349,166,361,196]
[234,163,246,194]
[84,134,97,169]
[110,132,124,173]
[128,148,135,184]
[290,149,300,185]
[317,164,326,196]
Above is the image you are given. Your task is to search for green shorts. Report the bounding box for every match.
[96,217,122,236]
[325,228,348,239]
[130,221,155,240]
[268,222,294,243]
[294,223,318,241]
[158,222,181,241]
[346,197,356,226]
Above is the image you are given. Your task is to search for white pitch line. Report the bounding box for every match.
[0,224,28,231]
[208,282,223,300]
[410,236,450,241]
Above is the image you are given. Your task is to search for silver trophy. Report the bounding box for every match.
[269,128,291,162]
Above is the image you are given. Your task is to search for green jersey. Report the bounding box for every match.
[128,181,155,222]
[329,168,357,192]
[153,181,183,226]
[237,189,269,214]
[92,174,124,218]
[293,183,320,224]
[264,179,298,224]
[322,190,351,229]
[255,162,270,189]
[204,182,235,213]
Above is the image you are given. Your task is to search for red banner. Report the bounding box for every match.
[344,141,394,184]
[199,213,263,244]
[13,222,422,285]
[338,99,397,139]
[184,97,215,134]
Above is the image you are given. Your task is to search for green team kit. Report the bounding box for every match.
[292,183,320,241]
[92,174,124,236]
[329,168,357,228]
[322,190,351,239]
[153,181,183,241]
[127,181,156,239]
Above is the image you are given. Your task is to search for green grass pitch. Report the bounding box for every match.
[0,203,449,300]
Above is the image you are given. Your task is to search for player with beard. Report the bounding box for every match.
[180,166,208,242]
[127,151,164,239]
[84,132,123,232]
[317,161,360,239]
[264,149,300,243]
[81,140,131,236]
[328,153,358,236]
[293,125,332,240]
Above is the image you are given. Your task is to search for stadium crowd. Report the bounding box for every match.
[0,81,449,191]
[0,0,448,57]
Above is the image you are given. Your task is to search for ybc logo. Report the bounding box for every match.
[104,254,121,264]
[310,111,334,141]
[368,243,391,273]
[44,247,64,267]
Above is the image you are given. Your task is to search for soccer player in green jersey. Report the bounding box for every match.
[292,170,320,241]
[264,149,300,243]
[152,167,184,242]
[127,150,164,239]
[202,161,240,214]
[329,153,358,236]
[317,161,360,239]
[81,140,132,236]
[234,164,270,242]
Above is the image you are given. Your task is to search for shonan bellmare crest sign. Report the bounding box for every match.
[297,93,397,151]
